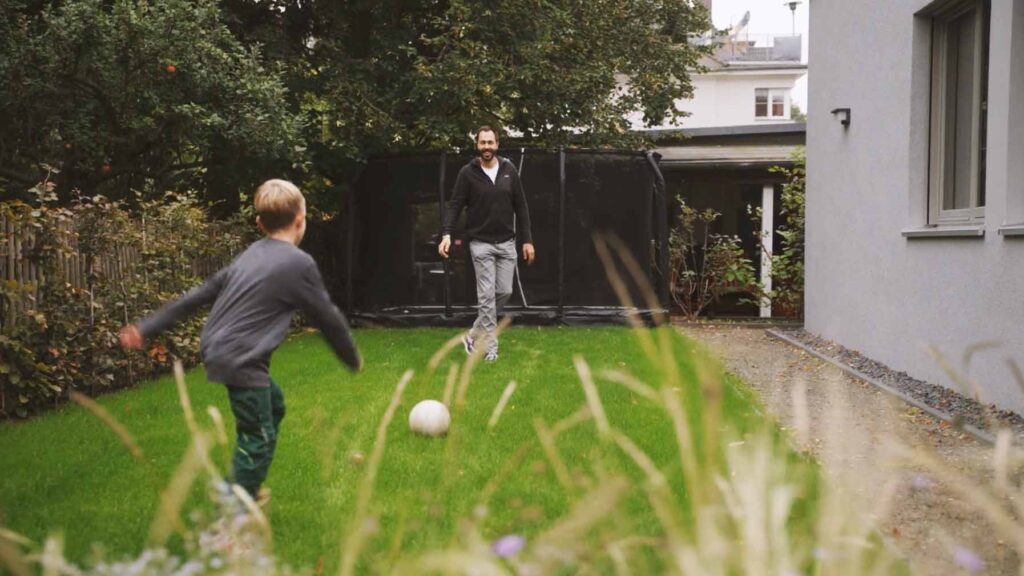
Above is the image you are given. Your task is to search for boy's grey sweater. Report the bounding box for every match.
[137,238,361,388]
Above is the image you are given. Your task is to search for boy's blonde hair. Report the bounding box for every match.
[254,179,306,232]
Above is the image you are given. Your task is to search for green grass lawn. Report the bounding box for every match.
[0,327,805,573]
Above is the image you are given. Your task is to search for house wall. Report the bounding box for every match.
[806,0,1024,412]
[630,70,806,129]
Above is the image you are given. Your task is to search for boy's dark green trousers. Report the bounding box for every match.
[227,380,285,497]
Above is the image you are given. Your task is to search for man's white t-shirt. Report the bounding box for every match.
[482,163,499,184]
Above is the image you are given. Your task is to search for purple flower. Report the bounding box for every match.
[953,546,985,573]
[492,534,526,557]
[912,474,936,490]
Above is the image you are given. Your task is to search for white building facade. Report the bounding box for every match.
[672,67,803,128]
[807,0,1024,412]
[629,34,807,130]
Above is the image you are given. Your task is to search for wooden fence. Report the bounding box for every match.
[1,214,226,331]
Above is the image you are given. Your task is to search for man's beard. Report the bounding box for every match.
[479,149,494,160]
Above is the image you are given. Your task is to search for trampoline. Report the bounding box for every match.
[341,148,669,326]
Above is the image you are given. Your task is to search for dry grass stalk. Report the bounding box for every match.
[427,332,468,373]
[575,356,610,438]
[610,429,691,574]
[660,385,703,506]
[534,417,575,493]
[173,360,220,479]
[551,406,593,436]
[487,381,518,430]
[338,369,413,576]
[441,362,459,407]
[148,441,205,546]
[68,392,144,462]
[0,526,32,576]
[600,368,660,402]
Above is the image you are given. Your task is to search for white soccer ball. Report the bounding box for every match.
[408,399,451,437]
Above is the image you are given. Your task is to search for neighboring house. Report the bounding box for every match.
[634,23,807,317]
[807,0,1024,413]
[629,33,807,130]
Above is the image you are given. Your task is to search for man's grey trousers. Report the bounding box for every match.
[469,239,517,354]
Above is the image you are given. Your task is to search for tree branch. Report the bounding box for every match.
[0,166,39,186]
[474,106,510,125]
[60,74,124,133]
[91,160,208,185]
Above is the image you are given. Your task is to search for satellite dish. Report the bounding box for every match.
[730,10,750,37]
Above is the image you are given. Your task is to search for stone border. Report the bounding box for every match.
[766,329,998,445]
[672,318,804,330]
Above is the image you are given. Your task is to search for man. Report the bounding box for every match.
[439,126,535,362]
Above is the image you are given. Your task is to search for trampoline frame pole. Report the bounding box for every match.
[439,151,451,318]
[645,151,670,309]
[514,148,529,308]
[346,185,355,315]
[557,147,566,320]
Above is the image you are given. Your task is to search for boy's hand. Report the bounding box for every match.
[438,235,452,259]
[119,325,144,350]
[522,243,535,265]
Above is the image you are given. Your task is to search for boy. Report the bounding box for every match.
[119,179,361,502]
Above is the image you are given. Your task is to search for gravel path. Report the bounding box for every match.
[779,328,1024,440]
[677,324,1020,576]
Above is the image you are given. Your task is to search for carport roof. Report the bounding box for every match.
[655,143,800,168]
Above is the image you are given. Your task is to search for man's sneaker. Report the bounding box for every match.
[484,350,498,363]
[462,334,476,355]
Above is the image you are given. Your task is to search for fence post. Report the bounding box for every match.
[345,184,356,315]
[439,151,451,319]
[557,147,566,320]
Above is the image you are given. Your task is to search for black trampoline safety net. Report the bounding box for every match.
[344,149,669,326]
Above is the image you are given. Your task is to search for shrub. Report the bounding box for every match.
[669,200,758,319]
[751,148,805,319]
[0,178,257,418]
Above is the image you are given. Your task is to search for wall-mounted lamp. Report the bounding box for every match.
[831,107,851,128]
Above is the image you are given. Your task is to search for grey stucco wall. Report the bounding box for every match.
[806,0,1024,413]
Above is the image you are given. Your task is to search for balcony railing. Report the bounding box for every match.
[716,33,803,63]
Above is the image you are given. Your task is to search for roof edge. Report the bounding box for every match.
[639,122,807,140]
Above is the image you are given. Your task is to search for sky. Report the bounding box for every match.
[711,0,810,109]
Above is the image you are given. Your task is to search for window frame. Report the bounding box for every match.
[927,0,990,226]
[754,88,791,120]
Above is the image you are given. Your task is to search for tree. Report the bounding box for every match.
[275,0,710,211]
[0,0,303,210]
[2,0,712,213]
[791,103,808,122]
[305,0,711,156]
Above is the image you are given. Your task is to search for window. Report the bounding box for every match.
[755,88,790,120]
[928,0,990,225]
